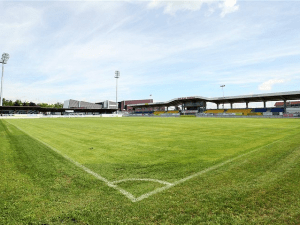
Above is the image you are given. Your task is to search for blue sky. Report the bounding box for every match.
[1,0,300,107]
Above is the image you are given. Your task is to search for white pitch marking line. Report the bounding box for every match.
[112,178,173,186]
[5,120,293,203]
[5,121,137,202]
[133,137,286,202]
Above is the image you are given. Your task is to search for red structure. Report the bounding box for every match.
[275,101,300,107]
[120,99,153,112]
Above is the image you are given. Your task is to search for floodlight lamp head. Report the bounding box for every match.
[220,85,225,88]
[115,70,120,78]
[1,53,10,64]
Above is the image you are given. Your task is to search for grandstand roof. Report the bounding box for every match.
[128,91,300,108]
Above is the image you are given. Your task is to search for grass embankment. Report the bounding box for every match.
[1,118,300,224]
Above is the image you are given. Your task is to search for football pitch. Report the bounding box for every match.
[1,117,300,224]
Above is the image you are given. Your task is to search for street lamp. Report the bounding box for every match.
[0,53,10,107]
[115,71,120,114]
[220,84,225,109]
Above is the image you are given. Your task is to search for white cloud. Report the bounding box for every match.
[1,1,299,103]
[0,4,43,51]
[147,0,204,15]
[219,0,239,17]
[147,0,239,17]
[258,79,285,91]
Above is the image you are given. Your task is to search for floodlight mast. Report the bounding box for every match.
[220,85,225,109]
[115,71,120,114]
[0,53,10,107]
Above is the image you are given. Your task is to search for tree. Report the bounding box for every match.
[14,100,22,106]
[54,102,63,108]
[38,102,63,108]
[2,98,16,106]
[38,103,49,108]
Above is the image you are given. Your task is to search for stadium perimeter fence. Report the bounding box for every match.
[1,113,299,119]
[0,114,122,119]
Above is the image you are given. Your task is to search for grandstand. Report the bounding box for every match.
[129,91,300,117]
[166,110,179,114]
[2,91,300,117]
[202,108,290,116]
[152,111,163,115]
[226,109,252,115]
[204,109,224,114]
[0,105,116,116]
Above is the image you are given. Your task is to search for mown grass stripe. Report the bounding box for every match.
[2,118,300,224]
[5,119,299,203]
[4,119,137,202]
[134,132,299,202]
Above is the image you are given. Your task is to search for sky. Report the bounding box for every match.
[0,0,300,108]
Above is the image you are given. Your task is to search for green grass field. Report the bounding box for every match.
[1,117,300,224]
